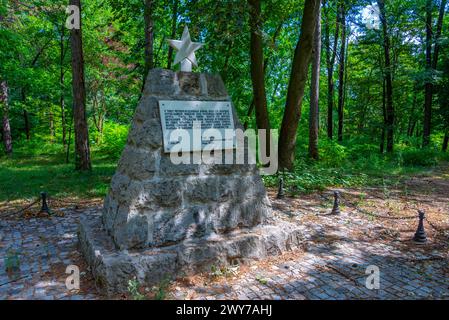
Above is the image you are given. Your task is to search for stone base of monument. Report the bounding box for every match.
[78,214,304,296]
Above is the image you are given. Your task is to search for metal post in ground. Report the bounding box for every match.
[413,210,427,244]
[277,177,285,199]
[331,191,341,215]
[39,192,50,215]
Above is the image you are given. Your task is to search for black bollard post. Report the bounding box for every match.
[331,191,341,215]
[413,210,427,244]
[40,192,50,214]
[277,177,285,199]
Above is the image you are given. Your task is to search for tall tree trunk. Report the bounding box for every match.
[23,110,30,140]
[244,21,283,129]
[70,0,92,171]
[144,0,155,77]
[324,0,340,140]
[278,0,320,170]
[407,88,417,136]
[309,0,321,160]
[443,132,449,152]
[66,112,73,164]
[21,88,30,140]
[248,0,271,155]
[432,0,447,70]
[49,106,55,142]
[423,0,447,147]
[423,0,433,147]
[378,0,394,153]
[167,0,179,70]
[92,89,107,143]
[380,78,386,154]
[1,80,12,156]
[60,24,67,146]
[337,2,346,142]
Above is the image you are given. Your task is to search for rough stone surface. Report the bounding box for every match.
[102,68,271,250]
[79,214,304,296]
[75,68,302,294]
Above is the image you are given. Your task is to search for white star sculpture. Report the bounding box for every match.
[168,25,204,72]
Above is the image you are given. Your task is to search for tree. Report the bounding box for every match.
[60,23,68,146]
[323,0,340,139]
[70,0,92,171]
[337,1,346,142]
[423,0,433,147]
[432,0,447,71]
[144,0,155,78]
[278,0,320,170]
[167,0,179,70]
[377,0,394,153]
[1,80,12,156]
[309,0,321,160]
[423,0,447,147]
[248,0,271,154]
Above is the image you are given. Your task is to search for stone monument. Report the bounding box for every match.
[78,26,303,295]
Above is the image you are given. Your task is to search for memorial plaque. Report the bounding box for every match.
[159,100,236,153]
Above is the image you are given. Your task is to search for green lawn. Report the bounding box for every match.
[0,145,117,203]
[0,137,447,204]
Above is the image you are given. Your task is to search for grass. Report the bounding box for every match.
[0,139,117,203]
[263,136,449,195]
[263,161,443,196]
[1,132,448,204]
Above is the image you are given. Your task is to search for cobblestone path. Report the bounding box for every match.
[1,192,448,300]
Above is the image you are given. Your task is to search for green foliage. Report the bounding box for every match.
[265,133,447,194]
[1,0,448,206]
[127,278,145,300]
[92,121,129,160]
[0,136,116,202]
[209,263,240,280]
[153,276,171,301]
[398,148,440,167]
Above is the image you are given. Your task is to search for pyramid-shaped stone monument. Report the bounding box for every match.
[79,27,303,294]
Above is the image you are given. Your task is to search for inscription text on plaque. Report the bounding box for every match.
[159,100,236,153]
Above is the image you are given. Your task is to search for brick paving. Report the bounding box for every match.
[0,208,100,300]
[0,195,448,300]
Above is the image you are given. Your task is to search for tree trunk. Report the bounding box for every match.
[70,0,92,171]
[337,3,346,142]
[60,24,67,146]
[380,78,386,154]
[1,80,12,156]
[432,0,447,70]
[407,87,417,136]
[443,132,449,152]
[244,20,284,129]
[423,0,447,147]
[144,0,155,77]
[167,0,179,70]
[66,112,73,164]
[278,0,320,170]
[248,0,271,155]
[23,109,30,140]
[324,0,340,140]
[49,106,55,142]
[21,88,31,140]
[92,89,106,144]
[378,0,394,153]
[309,0,321,160]
[423,0,433,147]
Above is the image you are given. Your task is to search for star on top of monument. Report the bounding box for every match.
[168,25,204,72]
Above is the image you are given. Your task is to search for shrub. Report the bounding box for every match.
[94,121,129,160]
[400,148,439,167]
